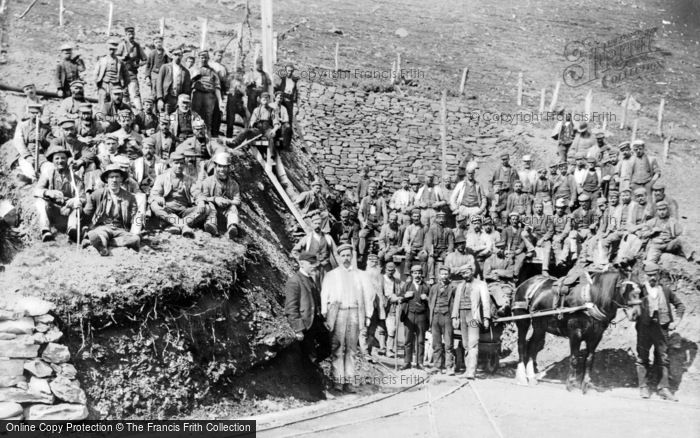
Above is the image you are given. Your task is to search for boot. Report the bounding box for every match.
[636,364,648,398]
[639,387,651,399]
[658,388,678,402]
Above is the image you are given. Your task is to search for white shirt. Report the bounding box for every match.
[172,62,182,90]
[321,265,365,313]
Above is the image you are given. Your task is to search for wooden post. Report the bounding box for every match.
[396,52,401,83]
[459,67,468,95]
[106,2,113,36]
[272,31,278,64]
[602,117,607,132]
[200,19,208,50]
[390,59,395,84]
[260,0,274,96]
[620,92,630,129]
[59,0,64,26]
[440,90,447,181]
[159,17,165,37]
[630,118,638,142]
[548,81,560,112]
[657,98,665,137]
[663,136,672,163]
[516,72,523,106]
[538,88,545,114]
[334,42,339,73]
[584,89,592,122]
[234,22,244,71]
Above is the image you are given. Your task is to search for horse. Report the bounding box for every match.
[512,268,642,392]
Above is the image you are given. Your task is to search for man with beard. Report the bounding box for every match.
[169,94,201,142]
[415,171,447,227]
[244,57,272,115]
[285,252,332,365]
[377,211,405,264]
[176,118,220,172]
[452,213,469,243]
[59,80,87,116]
[450,162,487,221]
[149,151,205,238]
[465,215,493,276]
[193,152,241,240]
[96,87,130,132]
[425,211,454,283]
[551,198,574,268]
[225,69,248,137]
[55,43,85,97]
[75,104,104,141]
[483,240,515,316]
[483,217,500,251]
[271,91,293,150]
[359,181,388,227]
[444,235,477,281]
[228,92,279,168]
[521,200,554,275]
[400,265,430,370]
[551,161,577,212]
[641,202,697,265]
[191,50,224,134]
[55,118,96,175]
[132,138,166,195]
[533,168,552,214]
[112,109,143,160]
[450,265,490,379]
[630,140,660,201]
[506,180,532,218]
[321,244,368,392]
[293,212,337,281]
[635,262,685,401]
[601,187,638,262]
[33,144,85,242]
[580,156,601,200]
[359,254,387,362]
[94,39,129,107]
[330,209,360,252]
[275,63,299,126]
[649,182,679,220]
[572,122,596,156]
[428,266,457,374]
[518,155,538,195]
[402,208,428,277]
[115,26,147,110]
[144,36,169,98]
[157,48,192,115]
[82,164,140,256]
[502,212,527,279]
[134,98,158,136]
[490,153,519,196]
[153,114,176,161]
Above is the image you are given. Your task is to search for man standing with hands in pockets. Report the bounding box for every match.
[321,244,369,393]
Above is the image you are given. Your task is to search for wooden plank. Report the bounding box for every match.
[440,90,447,180]
[657,98,665,137]
[260,0,274,96]
[584,89,592,122]
[252,149,311,233]
[538,88,545,114]
[459,67,469,95]
[106,2,113,36]
[516,72,523,106]
[200,18,208,50]
[620,92,630,129]
[334,42,339,72]
[548,80,560,112]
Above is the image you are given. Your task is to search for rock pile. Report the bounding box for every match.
[296,81,518,189]
[0,295,88,421]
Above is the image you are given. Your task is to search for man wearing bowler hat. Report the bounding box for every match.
[399,264,430,370]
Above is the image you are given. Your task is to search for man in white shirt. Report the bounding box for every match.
[390,176,414,225]
[321,244,369,392]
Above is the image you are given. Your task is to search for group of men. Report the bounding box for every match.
[284,125,692,397]
[11,28,305,254]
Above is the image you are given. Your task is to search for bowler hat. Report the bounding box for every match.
[45,144,72,161]
[299,252,318,265]
[100,164,128,182]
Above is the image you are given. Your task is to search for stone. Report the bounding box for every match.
[9,296,55,317]
[34,314,54,324]
[24,359,54,378]
[0,317,35,334]
[0,333,16,340]
[0,376,25,388]
[0,388,54,404]
[50,377,87,404]
[0,310,23,321]
[35,323,50,333]
[52,364,77,379]
[0,340,39,359]
[32,333,47,344]
[24,403,88,421]
[28,377,52,397]
[42,343,70,364]
[0,359,25,376]
[0,402,23,419]
[44,327,63,343]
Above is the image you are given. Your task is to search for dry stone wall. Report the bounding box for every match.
[296,82,522,190]
[0,296,88,421]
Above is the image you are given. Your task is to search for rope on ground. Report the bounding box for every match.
[468,380,506,438]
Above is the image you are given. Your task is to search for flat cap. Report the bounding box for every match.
[169,151,185,161]
[367,253,378,261]
[340,209,350,218]
[494,239,506,248]
[299,252,318,264]
[618,141,631,151]
[508,211,520,217]
[178,93,191,102]
[633,187,647,196]
[454,235,466,245]
[577,193,591,201]
[500,153,510,159]
[438,266,451,274]
[59,43,73,51]
[575,151,586,160]
[644,262,660,274]
[410,264,423,273]
[456,213,467,222]
[466,161,478,173]
[385,261,396,269]
[651,182,665,191]
[655,200,669,208]
[337,243,354,254]
[555,198,567,207]
[70,80,85,88]
[522,154,532,161]
[436,211,446,217]
[587,156,597,164]
[471,215,482,223]
[597,197,607,205]
[632,139,645,147]
[58,118,75,127]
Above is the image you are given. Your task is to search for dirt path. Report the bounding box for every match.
[254,374,700,438]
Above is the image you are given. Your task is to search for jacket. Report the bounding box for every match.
[132,156,167,186]
[400,281,430,321]
[284,271,320,332]
[637,284,685,326]
[93,56,129,88]
[157,63,192,100]
[450,179,486,212]
[428,282,457,324]
[149,169,195,207]
[451,278,491,324]
[83,187,138,234]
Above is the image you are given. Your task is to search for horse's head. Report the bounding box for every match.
[616,269,643,321]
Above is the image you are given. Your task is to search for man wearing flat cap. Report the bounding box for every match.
[359,180,388,228]
[58,80,87,116]
[415,171,446,227]
[33,143,86,242]
[21,84,47,120]
[82,164,140,256]
[572,121,596,155]
[274,63,299,126]
[491,153,519,196]
[56,43,86,97]
[649,182,679,220]
[425,211,454,283]
[630,140,660,201]
[149,151,205,238]
[191,50,223,134]
[330,208,359,251]
[144,36,170,98]
[444,234,477,282]
[552,161,577,211]
[153,113,176,160]
[54,118,97,174]
[157,48,192,115]
[285,251,331,365]
[465,214,493,273]
[293,210,338,281]
[635,262,685,401]
[111,108,144,159]
[551,110,574,162]
[169,94,202,141]
[483,239,516,316]
[390,176,414,225]
[94,38,129,107]
[175,118,223,175]
[428,266,457,374]
[192,152,241,240]
[502,211,527,279]
[12,103,54,182]
[296,178,331,232]
[641,201,697,265]
[228,91,280,167]
[96,86,131,131]
[359,254,387,362]
[451,264,490,379]
[115,25,147,110]
[75,103,104,141]
[450,161,487,221]
[402,208,428,276]
[615,141,634,188]
[505,180,533,218]
[518,155,538,195]
[522,200,554,275]
[377,211,405,263]
[134,97,158,135]
[321,243,368,392]
[399,264,431,370]
[132,137,167,194]
[579,156,601,200]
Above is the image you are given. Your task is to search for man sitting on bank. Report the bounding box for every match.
[193,152,241,240]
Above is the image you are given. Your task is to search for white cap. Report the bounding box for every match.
[523,154,532,161]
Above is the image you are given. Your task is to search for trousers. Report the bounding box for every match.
[404,311,428,366]
[88,224,140,249]
[458,309,480,377]
[35,199,78,234]
[636,321,670,389]
[301,314,332,364]
[192,91,217,135]
[204,203,239,231]
[330,308,360,385]
[150,201,206,229]
[359,306,386,356]
[431,312,455,369]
